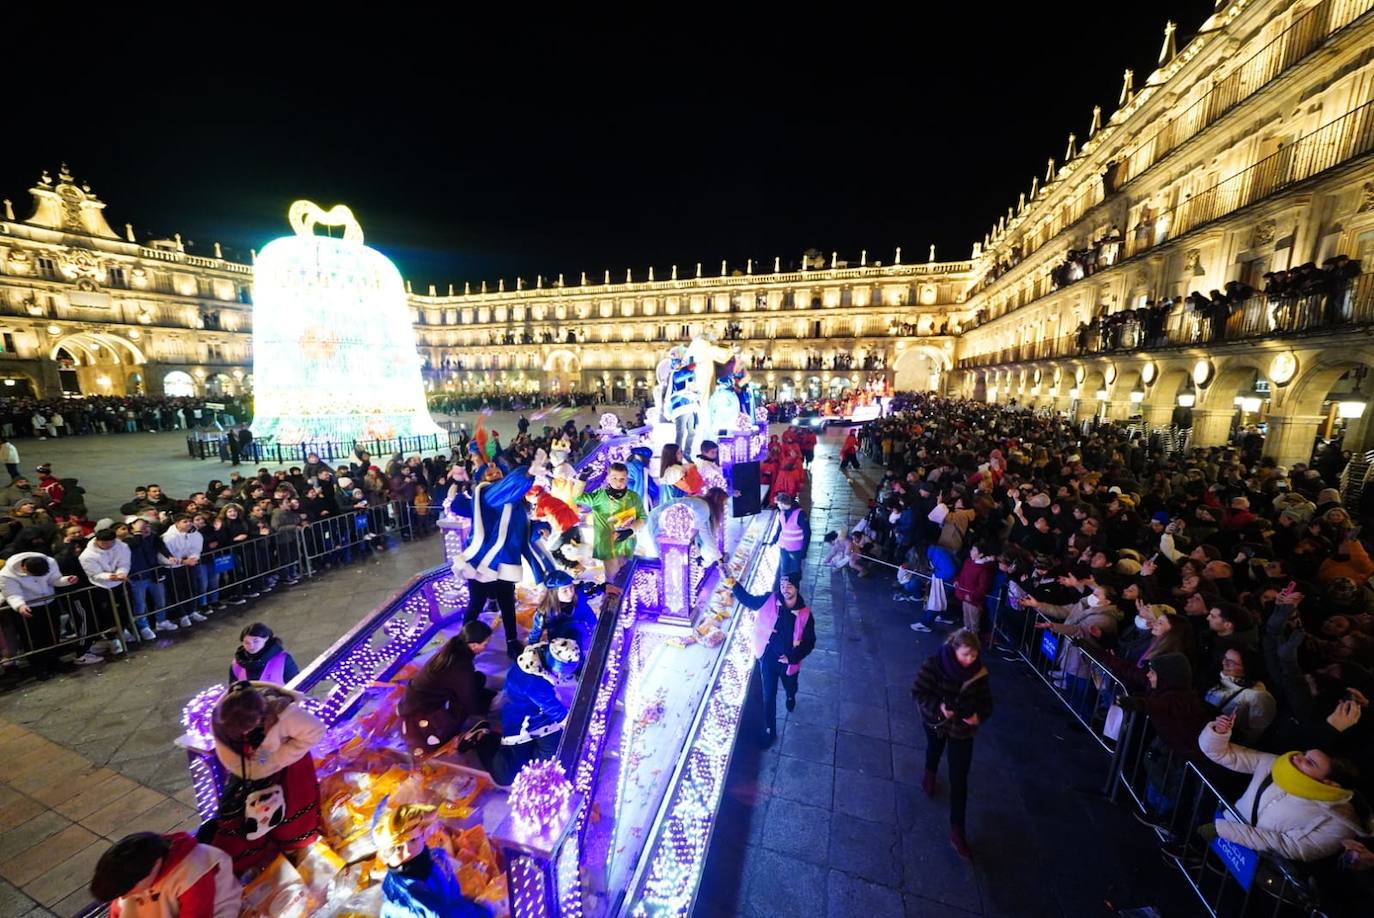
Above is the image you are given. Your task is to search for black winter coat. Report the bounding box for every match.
[913,655,994,740]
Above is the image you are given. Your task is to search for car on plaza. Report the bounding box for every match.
[790,408,843,429]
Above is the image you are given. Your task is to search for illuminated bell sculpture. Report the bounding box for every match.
[250,201,442,445]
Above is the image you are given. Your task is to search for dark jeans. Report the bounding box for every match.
[778,548,804,579]
[476,729,562,786]
[466,578,519,646]
[758,656,799,735]
[5,463,18,481]
[924,725,974,829]
[840,453,860,471]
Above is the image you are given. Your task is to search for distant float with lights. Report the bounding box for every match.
[178,414,776,916]
[249,201,443,446]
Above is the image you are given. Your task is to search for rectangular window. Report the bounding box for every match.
[37,257,58,279]
[107,266,128,288]
[1,333,13,353]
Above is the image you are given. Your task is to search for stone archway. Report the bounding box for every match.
[1268,347,1374,465]
[892,345,949,392]
[49,331,146,395]
[543,348,581,393]
[163,370,196,397]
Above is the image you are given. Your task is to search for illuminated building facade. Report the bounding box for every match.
[0,165,253,399]
[409,256,970,404]
[3,1,1371,460]
[954,0,1374,466]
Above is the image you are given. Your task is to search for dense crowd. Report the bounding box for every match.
[0,408,652,680]
[842,394,1374,908]
[0,395,247,439]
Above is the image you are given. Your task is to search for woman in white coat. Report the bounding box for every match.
[210,681,326,874]
[1198,714,1370,862]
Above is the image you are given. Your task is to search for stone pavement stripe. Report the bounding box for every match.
[0,811,71,864]
[79,785,166,838]
[0,718,193,918]
[0,797,45,834]
[0,825,100,888]
[23,767,105,809]
[20,839,107,910]
[52,771,139,821]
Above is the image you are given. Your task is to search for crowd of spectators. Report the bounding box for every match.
[0,408,645,681]
[0,395,246,440]
[850,394,1374,911]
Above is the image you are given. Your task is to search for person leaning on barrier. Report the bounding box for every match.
[0,552,81,678]
[1023,575,1123,688]
[1196,713,1372,862]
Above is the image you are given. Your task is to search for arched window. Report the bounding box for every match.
[163,370,196,397]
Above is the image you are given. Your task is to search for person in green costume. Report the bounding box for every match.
[582,462,645,586]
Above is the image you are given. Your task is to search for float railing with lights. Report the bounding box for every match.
[176,564,466,820]
[486,502,781,918]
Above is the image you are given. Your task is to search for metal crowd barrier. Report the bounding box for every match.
[0,501,444,680]
[0,580,131,671]
[185,431,465,463]
[1109,710,1321,917]
[995,599,1325,917]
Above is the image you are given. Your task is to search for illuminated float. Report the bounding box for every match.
[249,201,443,446]
[179,409,773,916]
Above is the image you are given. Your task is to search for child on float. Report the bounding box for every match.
[89,830,241,918]
[228,622,300,685]
[529,570,598,655]
[372,801,488,918]
[397,620,496,758]
[208,680,326,874]
[467,638,580,786]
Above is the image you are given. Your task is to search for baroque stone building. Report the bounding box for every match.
[954,0,1374,466]
[408,255,969,404]
[3,0,1373,473]
[0,166,254,399]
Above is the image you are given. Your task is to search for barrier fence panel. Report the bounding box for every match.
[1006,610,1131,752]
[0,581,135,672]
[1111,715,1321,918]
[965,580,1334,917]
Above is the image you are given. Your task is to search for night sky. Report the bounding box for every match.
[5,4,1218,289]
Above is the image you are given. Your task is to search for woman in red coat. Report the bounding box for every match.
[953,543,997,639]
[839,430,860,472]
[771,442,807,505]
[760,437,781,487]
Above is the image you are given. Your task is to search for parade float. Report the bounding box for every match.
[178,377,775,918]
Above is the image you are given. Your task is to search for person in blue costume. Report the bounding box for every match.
[374,801,488,918]
[625,446,659,510]
[447,449,551,659]
[529,570,598,657]
[468,638,580,786]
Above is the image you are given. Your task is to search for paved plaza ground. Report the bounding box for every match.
[0,416,1197,917]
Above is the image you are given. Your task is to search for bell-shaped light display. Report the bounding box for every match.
[250,201,441,445]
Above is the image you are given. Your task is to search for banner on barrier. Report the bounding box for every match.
[1210,818,1259,891]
